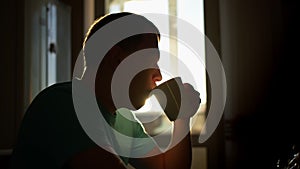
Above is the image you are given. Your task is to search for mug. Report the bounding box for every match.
[150,77,182,121]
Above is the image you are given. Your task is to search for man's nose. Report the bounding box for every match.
[153,69,162,82]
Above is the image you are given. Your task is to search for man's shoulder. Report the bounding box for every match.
[40,81,72,95]
[46,81,72,91]
[31,81,72,105]
[23,81,75,121]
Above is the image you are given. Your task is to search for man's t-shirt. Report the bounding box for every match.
[11,81,155,168]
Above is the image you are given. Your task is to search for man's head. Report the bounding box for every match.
[83,12,162,112]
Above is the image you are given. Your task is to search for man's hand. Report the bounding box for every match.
[151,77,201,121]
[177,82,201,120]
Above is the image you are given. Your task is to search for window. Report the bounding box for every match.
[47,3,58,87]
[24,1,71,107]
[105,0,207,136]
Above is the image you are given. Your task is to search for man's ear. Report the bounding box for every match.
[107,45,124,67]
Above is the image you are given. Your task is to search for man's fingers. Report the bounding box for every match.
[182,83,200,97]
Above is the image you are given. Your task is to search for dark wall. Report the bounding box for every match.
[0,1,24,168]
[0,0,24,150]
[219,0,299,168]
[204,0,225,169]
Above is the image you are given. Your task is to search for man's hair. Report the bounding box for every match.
[83,12,160,55]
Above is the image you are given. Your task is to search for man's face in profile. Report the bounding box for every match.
[128,36,162,110]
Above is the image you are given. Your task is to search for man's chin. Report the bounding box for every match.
[131,99,147,111]
[133,102,145,111]
[129,93,150,110]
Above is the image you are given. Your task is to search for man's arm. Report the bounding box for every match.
[129,119,192,169]
[164,119,192,169]
[130,82,200,169]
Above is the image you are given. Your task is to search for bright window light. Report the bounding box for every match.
[105,0,206,134]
